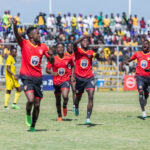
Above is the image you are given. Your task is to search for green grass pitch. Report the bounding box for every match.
[0,91,150,150]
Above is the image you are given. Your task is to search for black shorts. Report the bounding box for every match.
[53,81,70,95]
[20,75,43,99]
[135,76,150,93]
[75,76,95,95]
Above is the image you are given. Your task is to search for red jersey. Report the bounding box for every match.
[130,51,150,77]
[65,51,75,76]
[74,47,96,78]
[47,55,74,85]
[19,39,49,78]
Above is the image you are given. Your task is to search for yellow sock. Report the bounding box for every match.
[4,94,10,107]
[13,92,21,104]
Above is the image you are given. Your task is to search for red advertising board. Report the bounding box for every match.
[124,75,137,91]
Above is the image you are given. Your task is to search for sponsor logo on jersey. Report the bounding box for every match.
[140,60,147,69]
[58,68,65,76]
[31,56,40,66]
[80,59,88,68]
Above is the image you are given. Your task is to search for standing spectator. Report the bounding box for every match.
[93,16,99,30]
[83,16,89,34]
[15,13,21,25]
[140,17,146,34]
[115,13,122,31]
[34,12,46,29]
[72,13,77,32]
[98,12,103,30]
[147,18,150,31]
[56,12,62,31]
[77,14,83,32]
[103,14,110,28]
[47,14,54,32]
[110,13,115,32]
[66,13,72,32]
[88,14,94,33]
[132,15,138,31]
[128,15,133,31]
[122,12,128,30]
[61,14,67,28]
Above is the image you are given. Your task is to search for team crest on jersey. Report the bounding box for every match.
[140,60,147,69]
[58,68,65,76]
[31,56,40,66]
[80,59,88,68]
[39,49,43,55]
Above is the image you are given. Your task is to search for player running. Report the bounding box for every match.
[73,35,100,124]
[4,46,21,109]
[65,43,76,112]
[12,18,50,131]
[126,40,150,119]
[46,43,74,121]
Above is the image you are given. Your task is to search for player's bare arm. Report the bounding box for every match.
[7,66,18,80]
[73,34,92,50]
[12,18,22,45]
[46,67,58,76]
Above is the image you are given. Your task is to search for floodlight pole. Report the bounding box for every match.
[49,0,52,14]
[129,0,132,16]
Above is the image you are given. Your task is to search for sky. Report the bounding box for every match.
[0,0,150,23]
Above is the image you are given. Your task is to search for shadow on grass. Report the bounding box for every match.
[77,123,103,128]
[137,116,150,120]
[27,129,48,132]
[51,118,78,121]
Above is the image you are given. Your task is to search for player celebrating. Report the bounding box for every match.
[46,43,74,121]
[4,46,21,109]
[12,18,50,131]
[126,40,150,119]
[73,35,99,124]
[65,43,76,112]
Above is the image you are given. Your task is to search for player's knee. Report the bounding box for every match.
[34,102,40,108]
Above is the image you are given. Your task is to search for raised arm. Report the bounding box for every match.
[12,18,22,45]
[73,34,92,50]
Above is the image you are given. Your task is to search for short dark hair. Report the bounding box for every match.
[10,46,17,52]
[26,27,37,36]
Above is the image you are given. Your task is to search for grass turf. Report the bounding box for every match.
[0,91,150,150]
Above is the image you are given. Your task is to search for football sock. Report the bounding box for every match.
[13,91,21,104]
[4,94,10,107]
[142,111,146,117]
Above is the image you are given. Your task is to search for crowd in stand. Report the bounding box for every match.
[1,11,150,76]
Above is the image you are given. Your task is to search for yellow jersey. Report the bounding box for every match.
[103,18,110,28]
[5,55,16,78]
[132,17,138,26]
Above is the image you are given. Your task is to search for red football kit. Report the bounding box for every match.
[130,51,150,77]
[74,47,96,78]
[47,55,74,85]
[19,38,49,78]
[65,51,75,76]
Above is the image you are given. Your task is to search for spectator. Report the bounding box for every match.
[77,14,83,32]
[140,17,146,34]
[15,13,21,25]
[110,13,115,32]
[98,12,103,28]
[72,13,77,32]
[88,14,94,33]
[66,13,72,32]
[93,16,99,30]
[132,15,138,31]
[56,12,62,31]
[115,13,122,31]
[128,15,133,31]
[34,12,46,29]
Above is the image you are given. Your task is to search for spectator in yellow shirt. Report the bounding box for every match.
[103,14,110,28]
[93,16,99,30]
[72,13,77,32]
[132,15,138,31]
[15,13,21,25]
